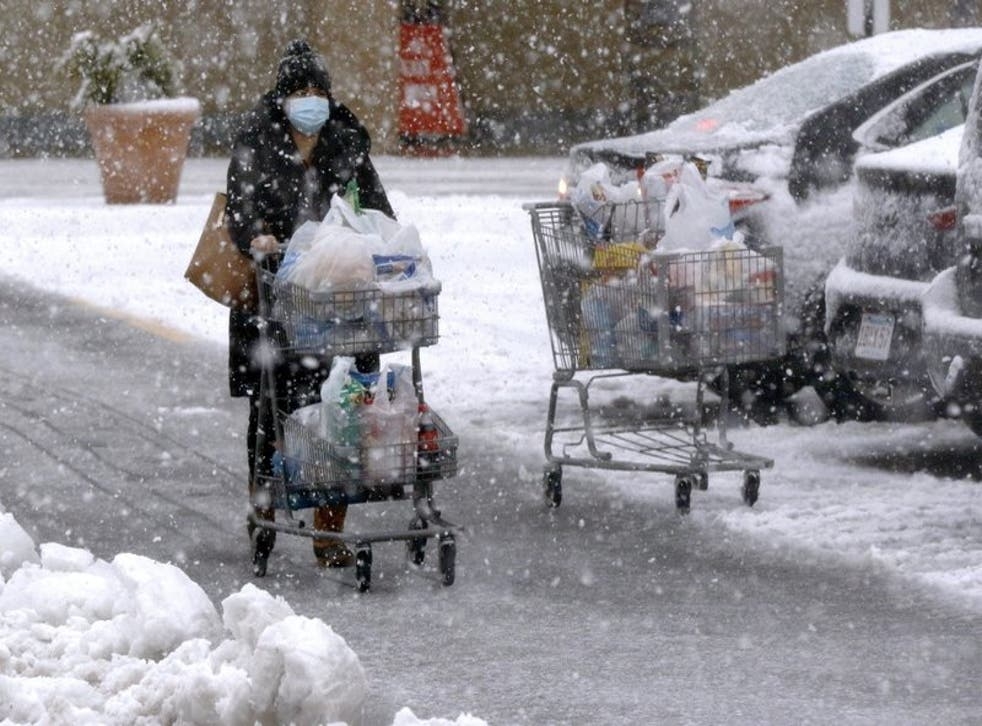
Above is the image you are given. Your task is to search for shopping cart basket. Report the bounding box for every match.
[526,199,783,512]
[249,265,460,591]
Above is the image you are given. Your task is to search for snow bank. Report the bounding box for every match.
[0,504,485,726]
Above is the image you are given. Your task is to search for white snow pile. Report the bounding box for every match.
[0,509,484,726]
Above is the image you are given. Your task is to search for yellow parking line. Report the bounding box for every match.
[69,297,192,343]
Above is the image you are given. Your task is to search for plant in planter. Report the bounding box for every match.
[60,23,201,204]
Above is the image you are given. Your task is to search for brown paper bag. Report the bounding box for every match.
[184,193,257,311]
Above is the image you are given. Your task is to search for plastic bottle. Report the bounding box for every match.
[417,402,439,475]
[580,284,618,368]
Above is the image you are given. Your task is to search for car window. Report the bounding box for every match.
[901,71,974,145]
[854,62,978,151]
[667,53,876,134]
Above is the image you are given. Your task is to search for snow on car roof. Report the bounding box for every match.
[575,28,982,158]
[853,27,982,75]
[856,123,963,176]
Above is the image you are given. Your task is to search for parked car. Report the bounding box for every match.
[824,125,962,421]
[922,62,982,437]
[564,29,982,203]
[824,60,980,421]
[560,28,982,421]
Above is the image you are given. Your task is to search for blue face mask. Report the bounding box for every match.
[284,96,331,136]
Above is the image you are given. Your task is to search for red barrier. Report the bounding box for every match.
[398,21,466,155]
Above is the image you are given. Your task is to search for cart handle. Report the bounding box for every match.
[251,242,286,263]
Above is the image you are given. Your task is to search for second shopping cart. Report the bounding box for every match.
[526,196,784,512]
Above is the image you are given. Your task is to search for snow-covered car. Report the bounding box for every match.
[563,29,982,204]
[922,63,982,437]
[825,59,982,422]
[561,28,982,421]
[824,126,962,421]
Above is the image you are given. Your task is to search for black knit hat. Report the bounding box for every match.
[276,40,332,97]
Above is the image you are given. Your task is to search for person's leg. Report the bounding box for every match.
[248,388,278,519]
[312,504,352,567]
[283,357,354,567]
[247,387,277,566]
[306,356,379,567]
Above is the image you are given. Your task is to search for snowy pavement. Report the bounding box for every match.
[1,156,978,613]
[0,156,980,724]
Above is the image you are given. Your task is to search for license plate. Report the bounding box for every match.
[854,313,895,361]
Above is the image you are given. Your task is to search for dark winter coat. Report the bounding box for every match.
[225,91,393,397]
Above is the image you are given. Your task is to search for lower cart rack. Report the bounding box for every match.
[249,402,461,590]
[542,371,772,511]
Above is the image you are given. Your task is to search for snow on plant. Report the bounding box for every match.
[59,23,178,108]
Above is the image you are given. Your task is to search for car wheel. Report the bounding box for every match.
[812,374,879,422]
[708,362,787,426]
[843,376,938,423]
[794,284,888,423]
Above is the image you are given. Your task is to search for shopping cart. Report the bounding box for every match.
[525,199,783,512]
[248,263,460,591]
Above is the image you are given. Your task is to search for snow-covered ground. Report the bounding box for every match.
[0,157,980,724]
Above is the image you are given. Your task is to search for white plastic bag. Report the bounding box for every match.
[319,358,419,484]
[570,163,614,240]
[326,194,428,274]
[360,363,419,483]
[287,225,378,292]
[320,356,374,478]
[277,220,319,281]
[324,193,402,241]
[641,158,683,202]
[570,163,646,240]
[280,194,432,292]
[659,162,734,252]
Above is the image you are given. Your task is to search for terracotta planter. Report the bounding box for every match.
[84,98,201,204]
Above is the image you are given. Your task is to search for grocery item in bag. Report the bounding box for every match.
[319,357,419,484]
[321,357,375,479]
[360,363,418,483]
[278,194,431,293]
[660,162,734,252]
[580,283,620,368]
[287,225,378,293]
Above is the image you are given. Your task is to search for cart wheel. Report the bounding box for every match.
[355,545,373,593]
[675,475,693,514]
[407,517,427,566]
[742,470,761,507]
[696,471,709,491]
[543,465,562,508]
[251,528,275,578]
[438,534,456,587]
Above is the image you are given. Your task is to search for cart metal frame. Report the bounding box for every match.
[248,263,459,590]
[526,200,784,512]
